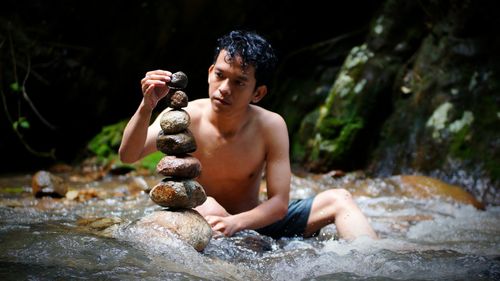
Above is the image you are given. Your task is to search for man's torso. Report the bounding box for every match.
[185,99,268,214]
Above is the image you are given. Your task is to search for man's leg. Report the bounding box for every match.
[304,189,377,240]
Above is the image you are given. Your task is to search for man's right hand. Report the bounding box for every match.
[141,70,172,111]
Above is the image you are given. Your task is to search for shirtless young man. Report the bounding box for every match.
[119,30,377,240]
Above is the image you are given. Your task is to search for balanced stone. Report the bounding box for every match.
[160,109,190,134]
[157,129,197,155]
[169,71,188,89]
[150,179,207,208]
[169,90,189,109]
[157,155,201,178]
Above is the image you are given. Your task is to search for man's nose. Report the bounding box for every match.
[218,79,231,96]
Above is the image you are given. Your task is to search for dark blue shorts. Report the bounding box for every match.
[255,197,314,239]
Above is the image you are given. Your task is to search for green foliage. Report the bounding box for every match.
[87,120,127,160]
[9,82,21,92]
[139,151,163,171]
[12,117,30,130]
[86,120,164,173]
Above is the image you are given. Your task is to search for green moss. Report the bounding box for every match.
[309,117,364,164]
[291,109,320,162]
[449,126,473,159]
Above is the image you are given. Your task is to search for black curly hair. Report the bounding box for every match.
[213,30,277,88]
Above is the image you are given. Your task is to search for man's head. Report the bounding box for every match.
[213,30,277,88]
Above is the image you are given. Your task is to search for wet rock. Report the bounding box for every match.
[156,129,197,155]
[65,188,104,202]
[160,109,190,134]
[235,233,273,252]
[168,90,189,109]
[137,209,212,251]
[150,179,206,208]
[65,190,79,200]
[156,155,201,178]
[126,176,151,194]
[397,175,485,209]
[169,71,188,89]
[108,164,136,175]
[77,217,123,231]
[32,170,68,198]
[76,217,123,238]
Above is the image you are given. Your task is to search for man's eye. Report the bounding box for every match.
[215,72,223,78]
[236,81,245,86]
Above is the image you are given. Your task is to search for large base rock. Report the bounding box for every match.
[137,209,212,251]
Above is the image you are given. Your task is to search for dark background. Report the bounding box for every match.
[1,0,382,173]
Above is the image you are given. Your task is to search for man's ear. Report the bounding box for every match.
[252,85,268,103]
[207,64,214,83]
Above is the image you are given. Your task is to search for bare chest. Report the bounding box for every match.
[193,133,265,184]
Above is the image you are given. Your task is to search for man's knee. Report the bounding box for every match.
[320,188,354,210]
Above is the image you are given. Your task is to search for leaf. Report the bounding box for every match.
[20,118,30,129]
[10,82,21,92]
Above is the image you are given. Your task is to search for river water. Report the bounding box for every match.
[0,172,498,280]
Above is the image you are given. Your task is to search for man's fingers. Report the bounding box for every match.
[145,74,171,83]
[144,84,155,95]
[205,216,225,231]
[144,70,172,83]
[204,215,219,226]
[146,70,172,77]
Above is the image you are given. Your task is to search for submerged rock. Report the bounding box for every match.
[396,175,485,209]
[137,209,212,251]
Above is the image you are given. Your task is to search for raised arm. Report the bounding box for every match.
[119,70,172,163]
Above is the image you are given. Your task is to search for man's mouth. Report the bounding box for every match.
[214,96,230,105]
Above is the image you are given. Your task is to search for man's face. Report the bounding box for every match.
[208,50,261,112]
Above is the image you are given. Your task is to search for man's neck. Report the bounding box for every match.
[207,105,252,139]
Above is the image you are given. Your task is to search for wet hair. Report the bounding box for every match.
[213,30,277,88]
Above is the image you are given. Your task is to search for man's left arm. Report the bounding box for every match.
[205,114,291,236]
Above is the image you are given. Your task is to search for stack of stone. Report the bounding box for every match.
[149,71,207,208]
[144,71,212,251]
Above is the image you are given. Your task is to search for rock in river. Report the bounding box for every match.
[137,209,212,251]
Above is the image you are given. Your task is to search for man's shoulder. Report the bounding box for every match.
[185,98,209,116]
[251,104,278,116]
[251,105,286,129]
